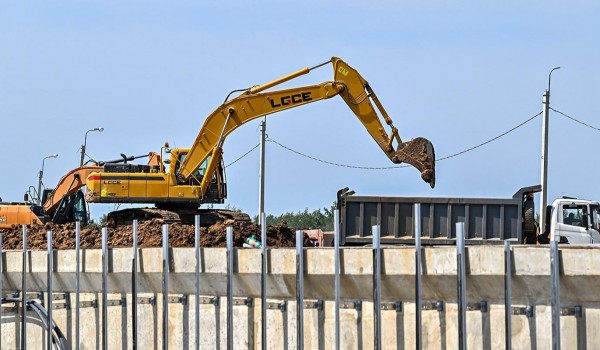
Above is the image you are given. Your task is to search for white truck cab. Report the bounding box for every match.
[549,198,600,244]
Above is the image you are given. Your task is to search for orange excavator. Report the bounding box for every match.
[0,153,162,229]
[0,166,99,229]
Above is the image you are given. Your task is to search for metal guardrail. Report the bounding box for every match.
[0,211,582,349]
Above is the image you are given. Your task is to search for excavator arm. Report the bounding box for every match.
[43,166,102,215]
[179,57,436,197]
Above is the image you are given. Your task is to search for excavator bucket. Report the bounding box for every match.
[394,137,436,188]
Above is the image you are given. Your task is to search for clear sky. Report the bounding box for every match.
[1,1,599,220]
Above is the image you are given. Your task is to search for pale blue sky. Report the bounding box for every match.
[1,1,599,219]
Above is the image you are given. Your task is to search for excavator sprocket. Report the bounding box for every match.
[394,137,436,188]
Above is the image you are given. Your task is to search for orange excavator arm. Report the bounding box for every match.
[43,166,102,215]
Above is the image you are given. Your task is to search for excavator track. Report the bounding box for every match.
[106,207,251,227]
[106,208,182,226]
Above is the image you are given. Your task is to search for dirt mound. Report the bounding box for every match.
[0,220,309,250]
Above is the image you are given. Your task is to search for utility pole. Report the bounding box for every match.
[38,154,58,205]
[539,67,560,234]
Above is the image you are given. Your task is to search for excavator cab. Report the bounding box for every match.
[52,190,88,225]
[172,150,226,203]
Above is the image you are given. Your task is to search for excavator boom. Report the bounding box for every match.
[180,57,435,191]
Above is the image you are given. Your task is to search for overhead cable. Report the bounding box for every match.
[265,111,542,169]
[437,111,542,161]
[551,107,600,133]
[225,143,260,168]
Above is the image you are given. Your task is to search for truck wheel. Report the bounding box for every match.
[523,198,535,233]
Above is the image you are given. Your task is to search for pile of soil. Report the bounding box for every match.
[0,220,310,250]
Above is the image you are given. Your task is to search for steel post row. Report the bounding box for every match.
[0,217,571,349]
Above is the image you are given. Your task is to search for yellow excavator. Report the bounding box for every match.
[84,57,436,225]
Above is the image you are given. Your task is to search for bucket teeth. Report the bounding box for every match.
[394,137,436,188]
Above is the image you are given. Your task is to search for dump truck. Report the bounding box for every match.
[337,185,600,245]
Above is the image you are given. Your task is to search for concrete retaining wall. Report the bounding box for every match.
[1,245,599,349]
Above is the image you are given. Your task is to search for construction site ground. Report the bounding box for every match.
[1,220,309,250]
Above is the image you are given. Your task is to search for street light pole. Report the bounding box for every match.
[540,67,560,234]
[80,127,104,166]
[37,154,58,205]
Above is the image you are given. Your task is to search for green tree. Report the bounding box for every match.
[254,202,337,230]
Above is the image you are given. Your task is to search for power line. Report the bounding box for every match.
[267,138,409,169]
[267,111,542,169]
[550,107,600,133]
[437,111,541,161]
[225,143,260,168]
[224,111,542,170]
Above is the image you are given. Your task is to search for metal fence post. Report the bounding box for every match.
[504,241,512,350]
[296,230,305,350]
[162,224,169,350]
[0,232,2,347]
[334,209,341,350]
[456,222,467,350]
[132,220,139,350]
[414,203,422,350]
[75,221,81,350]
[47,230,53,349]
[226,227,234,350]
[194,215,201,350]
[260,212,268,350]
[373,225,382,350]
[260,212,267,350]
[102,227,108,350]
[21,226,27,350]
[550,241,560,350]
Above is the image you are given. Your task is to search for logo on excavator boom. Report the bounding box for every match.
[269,92,312,108]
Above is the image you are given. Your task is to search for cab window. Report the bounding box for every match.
[591,205,600,230]
[562,205,586,227]
[175,152,209,180]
